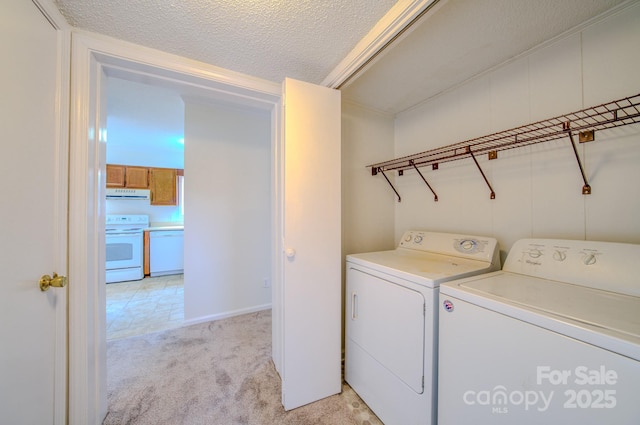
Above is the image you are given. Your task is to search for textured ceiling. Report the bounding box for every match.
[53,0,398,84]
[54,0,631,115]
[54,0,632,153]
[342,0,629,114]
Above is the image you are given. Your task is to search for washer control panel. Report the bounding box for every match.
[503,238,640,296]
[515,242,604,267]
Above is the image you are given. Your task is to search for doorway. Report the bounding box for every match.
[105,76,186,340]
[68,34,282,422]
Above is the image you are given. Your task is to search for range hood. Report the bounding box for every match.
[106,188,151,200]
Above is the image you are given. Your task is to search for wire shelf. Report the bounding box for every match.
[369,93,640,172]
[369,93,640,201]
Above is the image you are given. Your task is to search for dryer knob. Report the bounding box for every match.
[460,240,476,251]
[553,250,567,261]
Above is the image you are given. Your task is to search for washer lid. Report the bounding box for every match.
[347,248,496,288]
[441,272,640,361]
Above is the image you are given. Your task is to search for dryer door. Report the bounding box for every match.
[347,267,426,393]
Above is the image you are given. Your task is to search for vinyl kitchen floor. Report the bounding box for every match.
[106,274,184,340]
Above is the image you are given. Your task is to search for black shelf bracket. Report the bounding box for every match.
[373,167,401,202]
[563,122,592,195]
[468,148,496,199]
[410,160,438,201]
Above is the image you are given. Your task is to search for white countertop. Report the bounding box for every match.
[146,224,184,231]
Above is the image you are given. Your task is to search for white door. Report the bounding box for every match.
[0,1,68,423]
[280,78,342,410]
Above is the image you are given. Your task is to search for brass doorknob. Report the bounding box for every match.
[39,273,68,292]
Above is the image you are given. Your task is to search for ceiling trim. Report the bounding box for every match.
[32,0,71,30]
[321,0,441,89]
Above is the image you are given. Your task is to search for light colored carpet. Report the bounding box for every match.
[104,309,382,425]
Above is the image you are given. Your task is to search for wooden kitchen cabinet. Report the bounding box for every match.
[106,164,125,187]
[107,164,180,204]
[106,164,149,188]
[124,166,149,188]
[149,167,177,205]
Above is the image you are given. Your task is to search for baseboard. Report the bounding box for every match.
[183,303,272,327]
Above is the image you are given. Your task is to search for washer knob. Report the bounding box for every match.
[528,249,542,259]
[583,253,597,265]
[552,250,567,261]
[404,234,412,242]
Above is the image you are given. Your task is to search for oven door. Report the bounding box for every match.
[106,231,143,270]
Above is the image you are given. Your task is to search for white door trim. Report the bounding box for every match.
[68,30,281,424]
[52,27,71,425]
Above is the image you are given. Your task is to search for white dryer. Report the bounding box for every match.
[345,231,500,425]
[438,238,640,425]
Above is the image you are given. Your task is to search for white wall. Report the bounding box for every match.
[106,77,185,170]
[183,99,272,322]
[392,3,640,257]
[106,144,184,169]
[342,101,397,256]
[106,77,184,223]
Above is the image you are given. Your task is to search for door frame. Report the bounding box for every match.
[68,30,282,423]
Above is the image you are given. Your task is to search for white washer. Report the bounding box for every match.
[345,231,500,425]
[438,238,640,425]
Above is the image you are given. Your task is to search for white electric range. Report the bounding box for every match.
[105,214,149,283]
